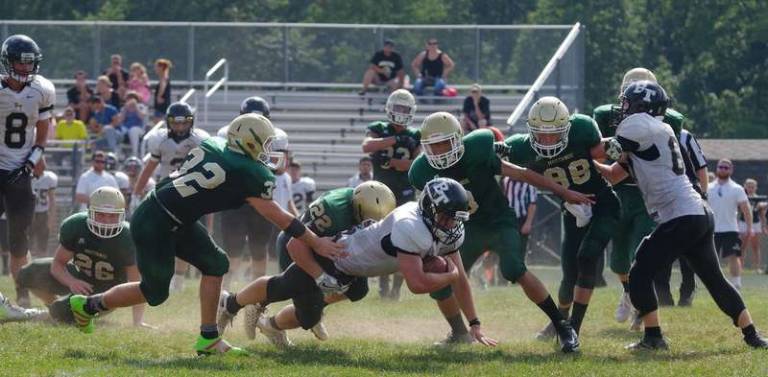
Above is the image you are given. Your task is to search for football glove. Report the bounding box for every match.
[315,272,349,296]
[605,138,623,161]
[493,142,511,160]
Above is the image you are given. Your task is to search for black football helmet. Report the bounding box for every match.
[105,152,119,171]
[619,80,669,120]
[419,177,470,245]
[122,156,143,177]
[166,102,195,141]
[240,96,270,118]
[1,34,42,85]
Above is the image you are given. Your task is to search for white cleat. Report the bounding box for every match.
[0,293,44,323]
[615,292,634,323]
[243,303,267,340]
[256,316,294,348]
[311,320,329,341]
[216,291,237,335]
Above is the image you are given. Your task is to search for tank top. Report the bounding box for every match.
[421,51,444,78]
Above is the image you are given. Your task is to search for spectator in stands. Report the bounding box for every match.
[118,98,146,157]
[88,97,121,154]
[96,75,122,109]
[104,54,129,96]
[348,156,374,187]
[30,170,58,257]
[66,70,93,121]
[55,107,88,148]
[359,39,405,95]
[410,38,455,96]
[741,178,766,271]
[128,62,151,104]
[461,83,492,133]
[75,151,118,210]
[153,58,172,122]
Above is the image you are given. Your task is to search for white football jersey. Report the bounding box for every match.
[216,125,229,139]
[112,171,131,193]
[0,75,55,170]
[32,170,57,213]
[144,124,210,178]
[292,176,316,213]
[334,202,463,277]
[616,113,704,223]
[274,172,293,211]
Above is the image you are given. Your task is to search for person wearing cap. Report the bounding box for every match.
[359,39,405,95]
[461,84,492,133]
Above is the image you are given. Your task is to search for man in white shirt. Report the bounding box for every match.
[75,151,118,211]
[348,156,373,188]
[707,159,751,289]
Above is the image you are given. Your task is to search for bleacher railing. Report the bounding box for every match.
[203,58,228,127]
[45,139,86,213]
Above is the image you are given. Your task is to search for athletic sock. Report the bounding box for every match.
[645,326,663,338]
[621,280,630,293]
[84,294,109,315]
[570,302,588,334]
[742,324,757,338]
[559,306,570,320]
[445,314,468,335]
[269,316,282,331]
[226,293,243,314]
[200,324,219,340]
[536,296,565,325]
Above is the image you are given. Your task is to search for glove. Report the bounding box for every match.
[315,272,349,296]
[395,134,418,151]
[605,138,623,161]
[564,202,593,228]
[493,142,511,160]
[7,163,32,185]
[371,150,391,166]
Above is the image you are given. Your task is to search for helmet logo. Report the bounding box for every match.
[632,83,657,102]
[429,181,452,205]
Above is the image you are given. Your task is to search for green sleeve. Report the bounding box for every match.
[58,213,83,251]
[503,134,529,165]
[243,163,276,200]
[570,114,602,148]
[114,224,137,267]
[464,129,501,175]
[664,108,685,136]
[366,121,386,137]
[592,104,616,135]
[408,156,430,191]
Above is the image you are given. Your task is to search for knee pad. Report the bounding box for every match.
[344,278,369,302]
[139,279,171,306]
[266,266,316,304]
[429,285,453,301]
[293,293,326,330]
[200,249,230,277]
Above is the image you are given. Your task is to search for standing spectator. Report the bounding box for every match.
[96,75,121,109]
[30,170,58,257]
[75,151,118,211]
[741,178,766,271]
[88,97,121,153]
[348,156,373,188]
[118,98,146,157]
[462,84,492,133]
[359,39,405,95]
[153,58,172,122]
[707,159,751,289]
[55,107,88,147]
[288,160,316,214]
[410,38,455,96]
[66,70,93,121]
[128,62,151,104]
[104,54,129,96]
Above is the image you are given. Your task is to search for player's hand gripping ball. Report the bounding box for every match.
[422,255,450,273]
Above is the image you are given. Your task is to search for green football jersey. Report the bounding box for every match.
[300,187,355,237]
[154,137,275,224]
[59,212,135,286]
[367,121,421,200]
[504,114,608,195]
[409,129,508,225]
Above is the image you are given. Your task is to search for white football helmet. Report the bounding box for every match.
[527,96,571,158]
[420,112,464,170]
[620,68,658,95]
[87,187,126,238]
[385,89,417,126]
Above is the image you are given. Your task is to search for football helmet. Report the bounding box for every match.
[419,177,470,245]
[527,96,571,158]
[240,96,271,118]
[87,187,126,239]
[123,156,143,177]
[0,35,42,85]
[620,80,669,119]
[226,113,284,169]
[166,102,195,141]
[619,68,657,96]
[420,112,464,170]
[105,152,119,172]
[351,180,396,223]
[385,89,416,126]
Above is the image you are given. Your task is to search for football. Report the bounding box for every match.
[422,255,449,273]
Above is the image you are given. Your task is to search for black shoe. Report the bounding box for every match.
[556,320,580,353]
[744,333,768,349]
[677,295,694,307]
[625,336,669,350]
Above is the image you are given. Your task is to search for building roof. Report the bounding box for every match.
[698,139,768,161]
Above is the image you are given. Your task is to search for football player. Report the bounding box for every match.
[0,35,55,306]
[68,113,343,356]
[362,89,421,300]
[597,81,768,350]
[134,101,210,291]
[217,178,497,348]
[497,97,620,340]
[288,160,315,214]
[14,187,150,327]
[409,112,593,353]
[122,156,154,218]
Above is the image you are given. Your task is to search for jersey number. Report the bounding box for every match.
[4,113,27,149]
[170,148,226,198]
[74,254,115,281]
[308,202,333,233]
[381,146,411,169]
[543,159,591,189]
[667,136,684,176]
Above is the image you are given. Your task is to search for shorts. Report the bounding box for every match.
[714,231,742,258]
[220,204,276,260]
[738,221,761,236]
[0,171,35,256]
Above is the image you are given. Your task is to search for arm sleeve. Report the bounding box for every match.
[244,165,276,200]
[737,186,749,203]
[681,130,707,170]
[75,174,88,195]
[38,79,56,120]
[58,218,78,250]
[390,219,432,255]
[50,172,59,189]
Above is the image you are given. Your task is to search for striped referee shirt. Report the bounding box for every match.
[679,129,707,193]
[502,177,538,219]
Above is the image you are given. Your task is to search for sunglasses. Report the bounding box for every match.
[93,159,106,163]
[717,165,731,170]
[427,41,438,45]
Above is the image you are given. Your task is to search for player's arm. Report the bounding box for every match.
[446,252,497,346]
[247,196,345,259]
[50,246,93,295]
[133,158,159,196]
[739,199,752,234]
[697,168,709,194]
[500,161,594,205]
[522,202,536,236]
[390,145,421,172]
[594,161,629,184]
[397,252,459,294]
[362,131,396,153]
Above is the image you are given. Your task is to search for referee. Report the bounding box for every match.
[502,176,537,255]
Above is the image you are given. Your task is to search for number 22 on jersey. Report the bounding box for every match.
[170,148,226,197]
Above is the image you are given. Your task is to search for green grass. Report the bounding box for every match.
[1,266,767,376]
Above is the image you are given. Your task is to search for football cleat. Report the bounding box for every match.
[433,331,474,347]
[256,316,294,348]
[535,321,557,341]
[311,320,329,341]
[243,303,267,340]
[744,332,768,349]
[629,311,643,332]
[216,291,237,336]
[556,320,580,353]
[615,292,634,323]
[69,295,95,333]
[625,336,669,351]
[0,292,44,323]
[194,335,248,356]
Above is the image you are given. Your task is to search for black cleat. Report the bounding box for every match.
[677,295,694,307]
[744,333,768,349]
[625,336,669,351]
[556,320,580,353]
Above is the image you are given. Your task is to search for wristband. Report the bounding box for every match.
[284,218,307,238]
[26,145,44,166]
[468,318,481,327]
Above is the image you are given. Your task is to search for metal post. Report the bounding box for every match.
[224,61,229,102]
[70,142,81,213]
[1,22,8,42]
[282,26,289,85]
[555,59,561,99]
[187,24,195,85]
[93,22,101,79]
[576,26,585,112]
[474,27,480,82]
[377,27,384,49]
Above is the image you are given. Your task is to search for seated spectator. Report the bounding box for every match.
[55,107,88,148]
[96,75,122,109]
[88,97,121,154]
[461,84,492,133]
[66,70,94,121]
[75,151,118,210]
[359,39,405,95]
[348,156,374,188]
[153,58,172,122]
[410,38,455,96]
[119,98,146,157]
[128,62,151,104]
[104,54,129,96]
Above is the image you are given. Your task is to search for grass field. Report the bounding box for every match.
[1,266,767,377]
